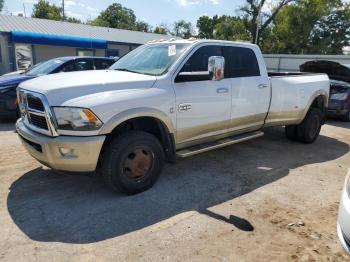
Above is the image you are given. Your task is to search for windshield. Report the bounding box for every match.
[110,43,190,75]
[26,59,65,76]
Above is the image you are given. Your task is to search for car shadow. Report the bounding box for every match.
[7,127,350,244]
[0,119,16,131]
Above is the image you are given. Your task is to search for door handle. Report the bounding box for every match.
[216,88,229,93]
[258,84,268,89]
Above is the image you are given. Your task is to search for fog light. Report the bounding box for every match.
[59,147,76,157]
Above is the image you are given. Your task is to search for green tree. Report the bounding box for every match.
[197,15,250,41]
[173,20,194,38]
[197,15,216,38]
[0,0,4,12]
[153,25,170,35]
[271,0,343,54]
[310,3,350,54]
[214,16,250,41]
[90,3,136,30]
[32,0,62,21]
[135,21,152,32]
[65,17,82,24]
[241,0,296,44]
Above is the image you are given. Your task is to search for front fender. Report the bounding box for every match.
[98,107,176,135]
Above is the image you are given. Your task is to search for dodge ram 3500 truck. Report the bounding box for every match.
[16,40,330,195]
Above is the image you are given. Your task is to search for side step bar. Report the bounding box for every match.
[176,131,264,158]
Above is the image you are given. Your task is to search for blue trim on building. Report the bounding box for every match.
[11,31,107,49]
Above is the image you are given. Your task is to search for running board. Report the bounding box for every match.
[176,131,264,158]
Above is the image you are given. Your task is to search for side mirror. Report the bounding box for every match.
[208,56,225,81]
[175,55,225,83]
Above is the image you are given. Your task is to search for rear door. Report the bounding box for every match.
[223,45,270,131]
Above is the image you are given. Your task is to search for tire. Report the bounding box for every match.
[295,108,323,144]
[101,131,164,195]
[343,110,350,122]
[285,125,298,141]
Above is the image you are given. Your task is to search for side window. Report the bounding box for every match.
[223,46,260,78]
[59,61,76,72]
[94,59,114,70]
[180,45,222,73]
[75,59,93,71]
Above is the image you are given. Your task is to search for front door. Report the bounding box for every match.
[173,45,232,144]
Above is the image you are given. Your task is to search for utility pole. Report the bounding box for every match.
[22,3,27,17]
[255,1,263,45]
[62,0,65,21]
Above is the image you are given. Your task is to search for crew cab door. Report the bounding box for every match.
[223,45,270,131]
[173,45,231,144]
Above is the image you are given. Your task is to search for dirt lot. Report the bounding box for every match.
[0,120,349,262]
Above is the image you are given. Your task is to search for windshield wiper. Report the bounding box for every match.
[114,68,143,74]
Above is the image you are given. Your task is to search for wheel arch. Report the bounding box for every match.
[301,91,328,123]
[98,108,176,163]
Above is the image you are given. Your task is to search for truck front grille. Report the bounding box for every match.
[18,89,57,136]
[27,95,45,111]
[29,114,48,130]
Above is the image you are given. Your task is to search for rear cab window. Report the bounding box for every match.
[223,46,260,78]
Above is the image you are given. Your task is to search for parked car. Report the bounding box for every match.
[300,60,350,121]
[0,56,115,119]
[16,40,329,195]
[338,170,350,255]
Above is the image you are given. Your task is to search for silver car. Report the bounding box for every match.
[338,169,350,255]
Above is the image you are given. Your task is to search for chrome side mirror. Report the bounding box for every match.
[208,56,225,81]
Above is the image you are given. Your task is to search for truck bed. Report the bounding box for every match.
[268,72,325,77]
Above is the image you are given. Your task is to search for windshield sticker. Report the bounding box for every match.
[168,45,176,56]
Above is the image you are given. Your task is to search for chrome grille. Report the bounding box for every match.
[27,95,45,111]
[28,114,48,130]
[18,89,58,137]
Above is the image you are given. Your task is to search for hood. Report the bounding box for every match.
[0,73,36,87]
[300,60,350,84]
[19,70,157,105]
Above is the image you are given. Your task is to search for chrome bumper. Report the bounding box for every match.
[16,119,106,172]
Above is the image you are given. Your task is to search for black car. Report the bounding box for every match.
[300,60,350,121]
[0,56,115,119]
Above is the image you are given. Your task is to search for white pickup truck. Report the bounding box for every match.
[16,39,330,195]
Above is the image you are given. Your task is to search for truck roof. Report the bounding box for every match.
[146,38,258,48]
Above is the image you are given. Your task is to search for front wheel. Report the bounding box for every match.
[101,131,165,195]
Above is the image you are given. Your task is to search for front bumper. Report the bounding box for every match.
[338,186,350,255]
[16,119,106,172]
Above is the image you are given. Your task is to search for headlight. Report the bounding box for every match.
[346,170,350,198]
[53,107,103,131]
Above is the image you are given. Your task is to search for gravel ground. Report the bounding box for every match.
[0,120,349,262]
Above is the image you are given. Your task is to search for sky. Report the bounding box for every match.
[5,0,246,28]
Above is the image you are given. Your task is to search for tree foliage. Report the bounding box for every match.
[0,0,4,12]
[153,25,170,35]
[32,0,82,23]
[32,0,62,21]
[89,3,152,32]
[197,15,250,41]
[172,20,195,38]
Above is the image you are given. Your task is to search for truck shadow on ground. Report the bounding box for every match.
[7,127,350,244]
